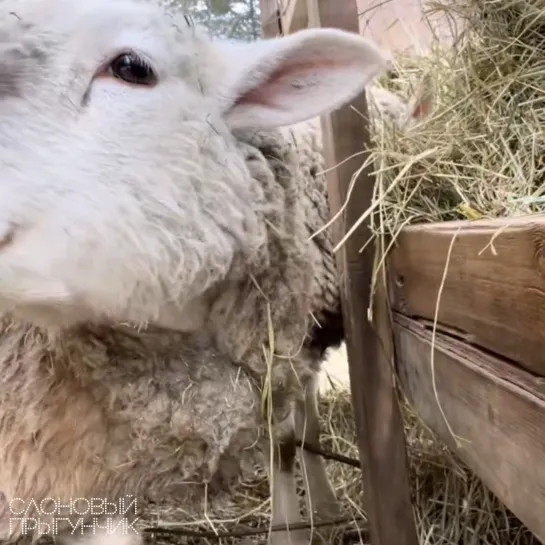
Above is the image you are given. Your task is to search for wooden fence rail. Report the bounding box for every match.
[389,215,545,542]
[389,216,545,376]
[306,0,419,543]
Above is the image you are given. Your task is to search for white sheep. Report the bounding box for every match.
[0,1,392,545]
[0,1,433,544]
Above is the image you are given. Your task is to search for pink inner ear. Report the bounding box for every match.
[233,56,346,109]
[412,96,432,118]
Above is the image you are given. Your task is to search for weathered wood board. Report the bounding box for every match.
[258,0,308,36]
[394,313,545,543]
[305,0,419,543]
[258,0,281,37]
[279,0,308,33]
[389,216,545,377]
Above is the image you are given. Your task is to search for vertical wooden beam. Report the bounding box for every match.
[259,0,282,37]
[279,0,308,34]
[307,1,419,544]
[306,0,320,31]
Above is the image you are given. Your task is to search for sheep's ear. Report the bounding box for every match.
[407,74,434,120]
[213,28,391,130]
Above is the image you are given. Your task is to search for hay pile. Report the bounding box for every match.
[363,0,545,241]
[130,383,537,545]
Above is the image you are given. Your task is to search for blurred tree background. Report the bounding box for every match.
[163,0,263,40]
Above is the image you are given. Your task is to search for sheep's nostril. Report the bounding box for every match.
[0,223,15,251]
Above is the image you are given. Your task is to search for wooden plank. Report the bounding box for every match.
[259,0,281,37]
[306,0,319,27]
[389,215,545,378]
[355,0,461,53]
[393,313,545,542]
[278,0,308,34]
[308,1,419,544]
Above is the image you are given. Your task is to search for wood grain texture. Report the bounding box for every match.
[389,215,545,377]
[278,0,308,34]
[259,0,281,37]
[394,313,545,542]
[307,1,419,543]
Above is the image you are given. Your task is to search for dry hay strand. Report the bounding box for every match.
[347,0,545,247]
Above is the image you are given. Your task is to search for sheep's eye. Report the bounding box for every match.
[109,53,156,86]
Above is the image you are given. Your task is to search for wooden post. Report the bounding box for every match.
[260,0,308,36]
[258,0,282,37]
[307,1,419,544]
[278,0,308,34]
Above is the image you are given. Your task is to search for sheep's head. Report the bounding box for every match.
[0,0,390,328]
[368,75,434,130]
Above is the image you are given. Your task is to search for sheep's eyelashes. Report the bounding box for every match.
[107,53,157,86]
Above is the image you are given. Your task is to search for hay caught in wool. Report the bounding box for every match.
[359,0,545,242]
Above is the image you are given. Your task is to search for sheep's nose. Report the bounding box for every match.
[0,222,15,251]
